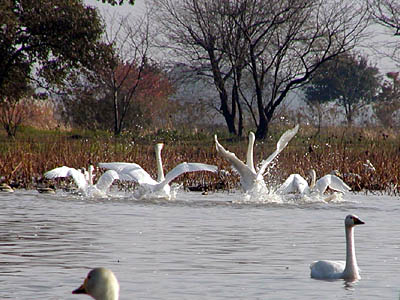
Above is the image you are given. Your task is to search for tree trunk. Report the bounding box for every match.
[113,89,120,135]
[232,81,243,137]
[208,49,237,135]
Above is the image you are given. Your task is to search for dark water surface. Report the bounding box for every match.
[0,190,399,299]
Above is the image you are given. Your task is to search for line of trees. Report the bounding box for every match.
[1,0,400,138]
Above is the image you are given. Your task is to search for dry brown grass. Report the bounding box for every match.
[1,125,399,195]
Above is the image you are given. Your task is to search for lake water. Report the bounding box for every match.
[0,189,399,299]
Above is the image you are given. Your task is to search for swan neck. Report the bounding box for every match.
[88,165,94,186]
[309,169,316,189]
[344,225,359,278]
[247,132,256,173]
[155,144,165,182]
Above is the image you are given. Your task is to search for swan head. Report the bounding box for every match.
[73,268,119,300]
[155,143,164,152]
[345,214,364,227]
[248,131,255,143]
[307,169,316,177]
[154,143,165,182]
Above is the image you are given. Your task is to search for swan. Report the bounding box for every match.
[99,143,218,200]
[73,267,119,300]
[214,124,299,193]
[310,214,364,281]
[44,165,119,197]
[278,169,351,199]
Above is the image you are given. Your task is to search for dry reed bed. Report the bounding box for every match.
[1,131,400,195]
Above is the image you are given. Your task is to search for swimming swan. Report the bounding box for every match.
[44,165,119,197]
[73,267,119,300]
[310,214,364,281]
[278,169,351,198]
[99,143,218,200]
[215,124,299,193]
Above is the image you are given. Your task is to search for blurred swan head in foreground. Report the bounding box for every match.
[73,267,119,300]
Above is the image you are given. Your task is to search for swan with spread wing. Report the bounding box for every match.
[99,143,218,200]
[44,165,119,197]
[278,169,351,201]
[215,124,299,193]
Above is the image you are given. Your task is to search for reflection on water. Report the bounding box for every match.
[0,190,399,299]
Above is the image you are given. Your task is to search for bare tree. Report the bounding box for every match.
[152,0,246,136]
[152,0,369,139]
[101,11,151,135]
[368,0,400,63]
[60,9,174,134]
[369,0,400,34]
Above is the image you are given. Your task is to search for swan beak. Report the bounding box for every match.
[72,278,88,294]
[353,217,365,225]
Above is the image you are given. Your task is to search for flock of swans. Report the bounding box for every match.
[44,142,218,200]
[41,124,352,203]
[72,213,365,300]
[19,125,364,299]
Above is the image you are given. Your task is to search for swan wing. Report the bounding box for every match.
[98,162,142,173]
[160,162,218,187]
[45,166,87,190]
[215,135,255,179]
[326,175,351,193]
[257,124,299,179]
[95,170,120,192]
[315,175,351,194]
[310,260,345,279]
[45,166,76,179]
[121,168,158,185]
[98,162,151,182]
[278,174,308,194]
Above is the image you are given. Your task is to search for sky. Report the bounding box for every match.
[83,0,399,74]
[84,0,145,16]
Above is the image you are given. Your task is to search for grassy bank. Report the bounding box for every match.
[1,125,399,195]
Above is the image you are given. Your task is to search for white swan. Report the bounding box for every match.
[215,124,299,193]
[44,165,119,197]
[99,143,218,200]
[73,267,119,300]
[278,169,351,199]
[310,214,364,281]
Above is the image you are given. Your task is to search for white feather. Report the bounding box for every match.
[100,144,218,200]
[215,125,299,193]
[44,165,119,197]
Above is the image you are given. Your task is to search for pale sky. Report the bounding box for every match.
[84,0,146,16]
[84,0,398,74]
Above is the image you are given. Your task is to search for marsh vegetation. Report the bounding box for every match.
[1,125,399,195]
